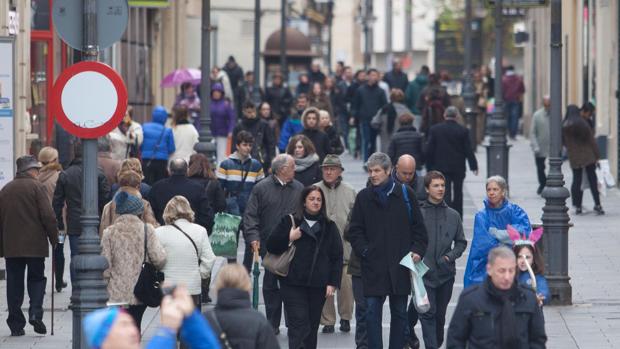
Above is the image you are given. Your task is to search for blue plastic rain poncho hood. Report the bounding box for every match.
[463,198,531,288]
[151,105,168,124]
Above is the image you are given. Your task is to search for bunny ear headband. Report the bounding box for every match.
[507,225,543,248]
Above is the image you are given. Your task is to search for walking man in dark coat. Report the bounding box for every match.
[447,246,547,348]
[425,106,478,216]
[348,152,428,349]
[393,154,427,202]
[0,156,59,336]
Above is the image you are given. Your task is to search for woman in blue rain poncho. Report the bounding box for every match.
[463,175,531,288]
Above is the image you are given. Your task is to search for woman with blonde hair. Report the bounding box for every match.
[318,109,344,155]
[155,196,216,307]
[111,158,151,198]
[205,263,280,349]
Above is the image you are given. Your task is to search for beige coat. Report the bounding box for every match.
[101,214,166,305]
[99,188,158,235]
[315,179,357,262]
[38,164,62,204]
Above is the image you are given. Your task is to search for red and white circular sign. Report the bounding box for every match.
[52,61,128,139]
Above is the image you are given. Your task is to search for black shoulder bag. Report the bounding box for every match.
[133,224,165,307]
[145,127,167,169]
[204,310,234,349]
[171,223,201,266]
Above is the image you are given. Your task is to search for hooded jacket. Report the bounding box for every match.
[141,106,176,161]
[210,83,237,137]
[405,74,429,114]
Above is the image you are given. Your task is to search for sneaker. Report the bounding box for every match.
[10,329,25,336]
[322,325,335,333]
[406,336,420,349]
[29,319,47,334]
[575,206,583,215]
[55,280,67,292]
[594,205,605,215]
[339,320,350,332]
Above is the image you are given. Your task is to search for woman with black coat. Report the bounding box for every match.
[319,109,344,155]
[267,185,344,349]
[287,134,322,186]
[298,107,331,162]
[188,153,227,214]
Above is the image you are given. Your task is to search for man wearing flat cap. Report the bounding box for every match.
[314,154,357,335]
[0,155,59,336]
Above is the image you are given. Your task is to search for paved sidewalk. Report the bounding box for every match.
[1,136,620,348]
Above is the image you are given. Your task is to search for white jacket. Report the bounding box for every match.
[155,219,216,295]
[171,123,199,162]
[109,122,144,160]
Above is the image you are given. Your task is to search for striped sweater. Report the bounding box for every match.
[217,152,265,214]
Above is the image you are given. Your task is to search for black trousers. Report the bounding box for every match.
[571,164,601,207]
[142,159,168,185]
[444,172,465,217]
[5,257,46,332]
[280,283,326,349]
[263,269,283,330]
[418,278,454,349]
[535,156,547,191]
[126,304,147,333]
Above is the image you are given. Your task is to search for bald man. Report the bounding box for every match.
[394,155,427,202]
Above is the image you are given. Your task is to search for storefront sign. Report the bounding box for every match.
[0,38,15,189]
[128,0,170,7]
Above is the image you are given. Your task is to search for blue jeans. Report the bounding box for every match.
[352,276,368,349]
[417,278,454,349]
[360,121,378,162]
[366,294,408,349]
[505,101,521,138]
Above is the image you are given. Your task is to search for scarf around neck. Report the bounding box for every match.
[372,176,395,207]
[295,153,319,172]
[484,277,519,349]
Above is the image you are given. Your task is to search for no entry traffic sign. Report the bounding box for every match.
[52,61,127,139]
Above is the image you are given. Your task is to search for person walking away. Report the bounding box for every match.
[110,158,151,200]
[373,89,410,153]
[243,154,304,334]
[425,106,478,216]
[205,263,280,349]
[173,82,201,129]
[278,94,307,152]
[210,82,237,163]
[387,113,424,167]
[101,192,167,332]
[393,154,427,202]
[265,72,293,127]
[406,171,467,349]
[297,107,331,162]
[109,106,143,160]
[231,101,276,172]
[314,155,356,334]
[267,186,343,349]
[308,81,334,120]
[141,105,176,185]
[463,176,531,288]
[155,196,216,310]
[235,71,264,120]
[502,65,525,139]
[319,109,344,155]
[405,66,430,129]
[100,170,159,235]
[53,142,110,283]
[0,155,58,336]
[188,154,227,214]
[448,246,547,348]
[217,131,265,267]
[530,95,551,195]
[347,152,428,349]
[38,147,67,292]
[383,58,409,92]
[562,104,605,215]
[417,74,449,136]
[351,69,388,163]
[148,159,214,231]
[287,135,322,187]
[98,136,122,186]
[170,106,199,163]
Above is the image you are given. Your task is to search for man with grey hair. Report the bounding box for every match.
[425,106,478,216]
[530,95,551,195]
[448,246,547,348]
[244,153,303,334]
[148,158,213,230]
[347,152,428,348]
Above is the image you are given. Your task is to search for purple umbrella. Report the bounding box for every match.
[160,68,201,88]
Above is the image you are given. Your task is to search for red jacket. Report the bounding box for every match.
[502,73,525,103]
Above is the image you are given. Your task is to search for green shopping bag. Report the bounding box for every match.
[210,213,242,258]
[348,127,357,153]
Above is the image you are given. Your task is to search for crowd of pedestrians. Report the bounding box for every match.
[9,57,616,349]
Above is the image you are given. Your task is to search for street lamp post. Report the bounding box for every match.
[362,0,372,70]
[280,0,287,82]
[72,1,109,348]
[485,0,509,181]
[541,0,572,305]
[252,0,261,105]
[462,0,477,150]
[196,0,216,162]
[326,0,334,74]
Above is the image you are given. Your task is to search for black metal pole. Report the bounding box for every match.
[280,0,287,83]
[72,1,109,348]
[252,0,261,105]
[462,0,477,150]
[541,0,572,306]
[485,0,509,182]
[196,0,215,162]
[405,0,412,52]
[327,0,334,75]
[363,0,371,70]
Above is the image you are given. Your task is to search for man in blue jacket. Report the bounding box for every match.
[141,106,175,185]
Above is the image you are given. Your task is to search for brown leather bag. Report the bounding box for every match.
[262,215,297,277]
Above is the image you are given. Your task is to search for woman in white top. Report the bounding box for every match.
[155,195,216,306]
[170,106,199,163]
[109,106,144,160]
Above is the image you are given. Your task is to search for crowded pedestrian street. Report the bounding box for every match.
[1,137,619,348]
